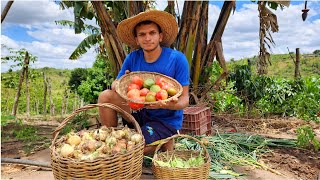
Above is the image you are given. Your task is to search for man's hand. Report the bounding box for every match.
[146,96,178,109]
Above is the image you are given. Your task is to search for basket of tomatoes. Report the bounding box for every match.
[115,71,183,110]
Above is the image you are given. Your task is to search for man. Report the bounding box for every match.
[98,10,190,154]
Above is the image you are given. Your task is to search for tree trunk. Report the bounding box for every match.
[128,1,144,17]
[1,1,14,23]
[184,2,202,71]
[200,1,235,84]
[73,92,78,111]
[192,1,208,90]
[65,92,69,114]
[295,48,301,78]
[25,56,30,117]
[11,52,29,116]
[61,87,68,116]
[176,2,193,52]
[92,1,126,76]
[47,78,54,116]
[43,72,47,115]
[36,99,39,115]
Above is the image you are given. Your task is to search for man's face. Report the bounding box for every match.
[135,23,163,52]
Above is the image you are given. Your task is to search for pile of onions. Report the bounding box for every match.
[56,126,143,161]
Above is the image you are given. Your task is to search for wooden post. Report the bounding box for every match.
[295,48,301,78]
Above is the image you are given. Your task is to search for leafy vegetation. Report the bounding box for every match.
[297,125,320,151]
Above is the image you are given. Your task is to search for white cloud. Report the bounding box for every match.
[1,0,97,72]
[214,2,320,60]
[1,1,74,26]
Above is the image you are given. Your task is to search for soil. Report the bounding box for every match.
[1,115,320,180]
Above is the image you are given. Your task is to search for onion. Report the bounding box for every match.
[127,141,135,151]
[116,142,126,149]
[61,144,74,158]
[67,134,81,146]
[111,145,121,154]
[116,130,126,139]
[111,130,121,139]
[99,130,108,141]
[82,132,93,141]
[130,133,143,144]
[123,126,132,139]
[73,150,83,159]
[105,136,117,146]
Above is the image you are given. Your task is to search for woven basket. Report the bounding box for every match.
[115,71,183,104]
[50,103,145,180]
[152,134,211,180]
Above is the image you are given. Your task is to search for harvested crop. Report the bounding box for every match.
[55,125,143,161]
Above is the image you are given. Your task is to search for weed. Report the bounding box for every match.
[297,125,320,151]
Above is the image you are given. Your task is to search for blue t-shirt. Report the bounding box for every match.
[116,47,190,130]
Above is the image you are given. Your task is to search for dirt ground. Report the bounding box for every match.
[1,115,320,180]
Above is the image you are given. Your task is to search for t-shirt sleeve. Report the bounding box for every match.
[175,52,190,86]
[116,53,132,79]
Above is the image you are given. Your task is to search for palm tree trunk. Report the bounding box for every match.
[176,2,193,52]
[1,1,14,23]
[185,2,202,71]
[12,52,29,116]
[200,1,235,84]
[192,2,208,90]
[128,1,144,17]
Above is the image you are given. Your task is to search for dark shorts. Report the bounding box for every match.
[123,109,178,145]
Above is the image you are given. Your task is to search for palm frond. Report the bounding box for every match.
[69,33,102,60]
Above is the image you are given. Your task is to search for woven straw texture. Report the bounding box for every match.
[50,103,144,180]
[115,71,183,105]
[117,10,178,49]
[152,134,211,180]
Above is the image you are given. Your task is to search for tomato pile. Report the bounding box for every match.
[126,75,178,110]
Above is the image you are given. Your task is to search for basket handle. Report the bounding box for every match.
[51,103,142,147]
[153,134,210,162]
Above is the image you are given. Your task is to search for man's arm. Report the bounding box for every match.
[111,70,131,91]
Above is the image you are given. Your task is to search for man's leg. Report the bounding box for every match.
[98,89,131,127]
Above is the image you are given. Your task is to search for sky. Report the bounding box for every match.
[1,0,319,73]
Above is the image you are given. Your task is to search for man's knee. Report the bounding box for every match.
[98,89,115,103]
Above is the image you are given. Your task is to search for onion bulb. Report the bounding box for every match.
[61,144,74,158]
[130,133,143,144]
[127,141,135,151]
[105,136,117,146]
[67,134,81,146]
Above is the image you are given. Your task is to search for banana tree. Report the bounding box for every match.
[256,1,290,75]
[59,1,149,76]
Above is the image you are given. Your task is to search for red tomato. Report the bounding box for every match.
[140,88,149,96]
[127,83,140,92]
[128,102,144,110]
[131,76,143,88]
[155,77,166,88]
[128,97,144,110]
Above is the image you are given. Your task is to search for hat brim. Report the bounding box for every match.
[117,10,178,49]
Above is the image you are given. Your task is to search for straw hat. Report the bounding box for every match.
[117,10,178,49]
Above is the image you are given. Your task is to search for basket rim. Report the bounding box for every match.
[152,134,211,167]
[115,71,183,105]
